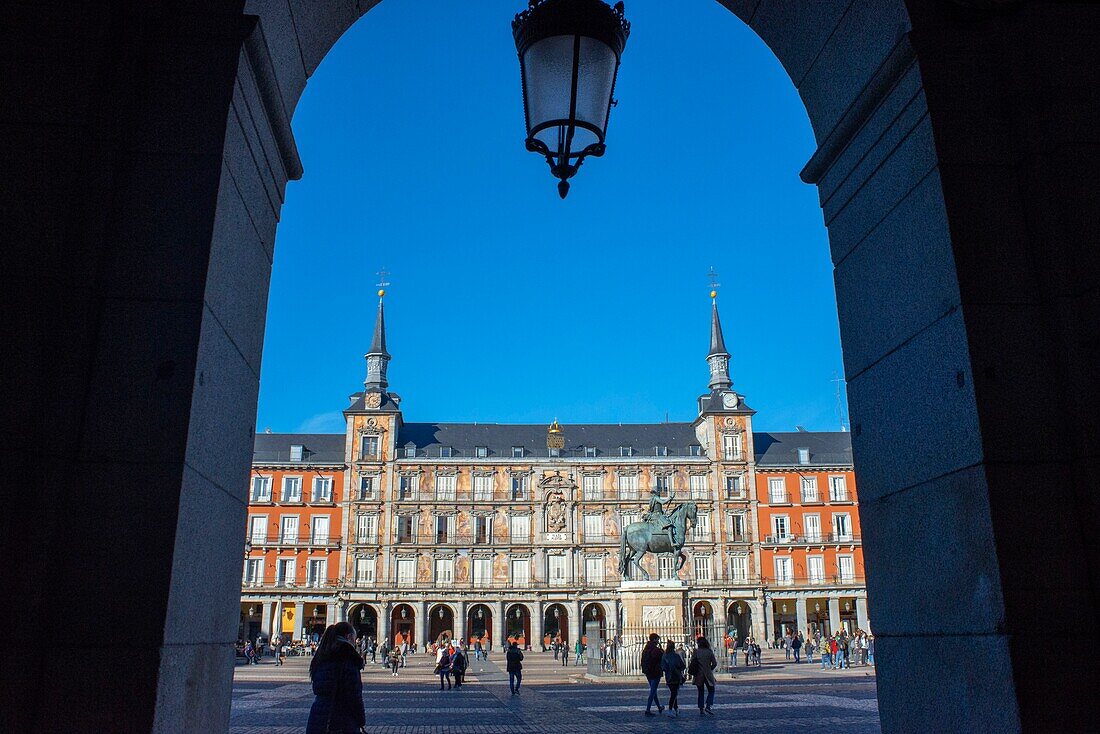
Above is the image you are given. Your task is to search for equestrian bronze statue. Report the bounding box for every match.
[618,489,698,581]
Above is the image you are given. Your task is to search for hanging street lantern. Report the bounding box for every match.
[512,0,630,198]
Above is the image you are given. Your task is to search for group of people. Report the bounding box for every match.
[433,642,469,690]
[724,636,763,667]
[549,638,586,666]
[238,634,318,666]
[774,628,874,668]
[640,633,719,717]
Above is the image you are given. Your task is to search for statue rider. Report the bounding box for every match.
[643,487,676,547]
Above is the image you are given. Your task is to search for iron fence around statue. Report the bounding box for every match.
[593,621,726,676]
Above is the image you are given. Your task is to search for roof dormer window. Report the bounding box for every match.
[584,446,597,458]
[290,444,304,462]
[512,446,524,458]
[440,446,453,458]
[619,445,632,457]
[654,445,668,457]
[403,443,416,459]
[475,446,489,458]
[797,447,810,465]
[689,445,703,457]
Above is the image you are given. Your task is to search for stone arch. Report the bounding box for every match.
[8,2,1099,733]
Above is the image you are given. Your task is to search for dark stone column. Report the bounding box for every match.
[0,4,262,732]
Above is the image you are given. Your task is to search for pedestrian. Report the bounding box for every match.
[783,631,792,660]
[369,637,377,664]
[660,641,686,718]
[244,640,255,665]
[687,636,717,716]
[640,633,665,716]
[821,636,833,669]
[729,638,738,668]
[388,645,401,676]
[805,634,815,664]
[791,632,802,663]
[304,622,366,734]
[436,644,453,690]
[506,641,524,696]
[451,645,467,688]
[837,635,848,669]
[868,634,875,665]
[552,638,559,660]
[575,639,584,666]
[400,640,409,668]
[561,641,569,667]
[475,639,483,661]
[752,640,762,666]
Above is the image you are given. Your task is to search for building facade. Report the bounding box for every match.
[239,294,867,648]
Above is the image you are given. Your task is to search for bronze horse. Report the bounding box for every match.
[618,502,698,581]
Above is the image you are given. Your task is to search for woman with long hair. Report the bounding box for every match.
[687,636,718,716]
[305,622,366,734]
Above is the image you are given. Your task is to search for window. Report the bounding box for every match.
[728,513,747,542]
[474,515,493,544]
[838,555,855,580]
[359,435,379,460]
[473,475,493,501]
[691,512,710,541]
[357,475,375,501]
[310,516,330,544]
[509,515,530,542]
[582,474,602,500]
[404,444,416,458]
[689,444,703,457]
[396,515,415,543]
[808,556,825,583]
[311,476,333,503]
[621,512,641,531]
[725,474,745,499]
[804,513,822,542]
[658,555,677,580]
[511,558,529,586]
[548,555,567,586]
[800,476,818,503]
[435,515,455,544]
[306,559,327,587]
[280,515,299,543]
[774,556,793,585]
[475,446,488,458]
[473,558,492,586]
[251,476,272,502]
[435,474,456,501]
[833,513,853,541]
[276,558,295,586]
[654,445,668,457]
[396,558,416,586]
[584,446,597,458]
[548,446,561,458]
[583,514,603,539]
[767,477,787,504]
[797,447,810,464]
[281,476,302,503]
[722,434,742,461]
[693,556,711,581]
[439,446,453,458]
[511,475,528,500]
[242,558,263,586]
[435,558,454,583]
[655,474,672,494]
[248,516,266,544]
[586,557,604,584]
[290,444,304,462]
[619,445,632,457]
[689,474,708,499]
[771,515,791,542]
[617,474,639,499]
[398,475,418,500]
[511,446,524,458]
[354,557,375,585]
[829,476,849,502]
[356,514,377,544]
[729,555,749,581]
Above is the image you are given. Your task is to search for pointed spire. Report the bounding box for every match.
[706,290,732,391]
[364,289,390,391]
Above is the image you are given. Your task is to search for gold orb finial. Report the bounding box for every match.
[710,290,717,299]
[377,289,386,298]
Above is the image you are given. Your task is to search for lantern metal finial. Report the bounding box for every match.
[513,0,630,198]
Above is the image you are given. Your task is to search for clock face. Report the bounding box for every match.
[365,392,382,409]
[722,392,739,409]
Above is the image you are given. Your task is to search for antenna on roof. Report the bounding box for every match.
[264,427,272,434]
[831,371,849,432]
[795,425,806,432]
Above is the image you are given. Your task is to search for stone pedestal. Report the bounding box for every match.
[618,580,688,629]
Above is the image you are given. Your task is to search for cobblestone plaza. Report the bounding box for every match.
[231,651,879,734]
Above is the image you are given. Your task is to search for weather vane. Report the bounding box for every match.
[376,267,391,289]
[706,266,720,298]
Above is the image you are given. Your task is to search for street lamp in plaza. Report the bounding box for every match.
[512,0,630,198]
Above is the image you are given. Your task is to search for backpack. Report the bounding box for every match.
[687,655,699,677]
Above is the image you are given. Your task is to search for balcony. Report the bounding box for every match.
[241,578,342,590]
[766,491,792,505]
[726,532,752,544]
[762,534,861,546]
[762,574,866,588]
[245,535,341,550]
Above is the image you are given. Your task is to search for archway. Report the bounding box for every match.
[543,603,569,647]
[726,600,752,644]
[304,604,327,642]
[772,599,796,641]
[582,602,607,636]
[506,603,531,649]
[239,603,262,644]
[350,603,379,640]
[390,604,415,647]
[429,604,455,646]
[8,2,1099,732]
[467,604,493,648]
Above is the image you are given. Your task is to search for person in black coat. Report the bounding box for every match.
[506,641,524,696]
[305,622,366,734]
[640,633,665,716]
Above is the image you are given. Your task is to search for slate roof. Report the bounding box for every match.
[396,422,703,458]
[753,431,852,467]
[253,433,346,464]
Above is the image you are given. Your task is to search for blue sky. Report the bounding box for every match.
[256,0,849,435]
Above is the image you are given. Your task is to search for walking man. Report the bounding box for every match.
[641,633,665,716]
[506,641,524,696]
[575,639,584,666]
